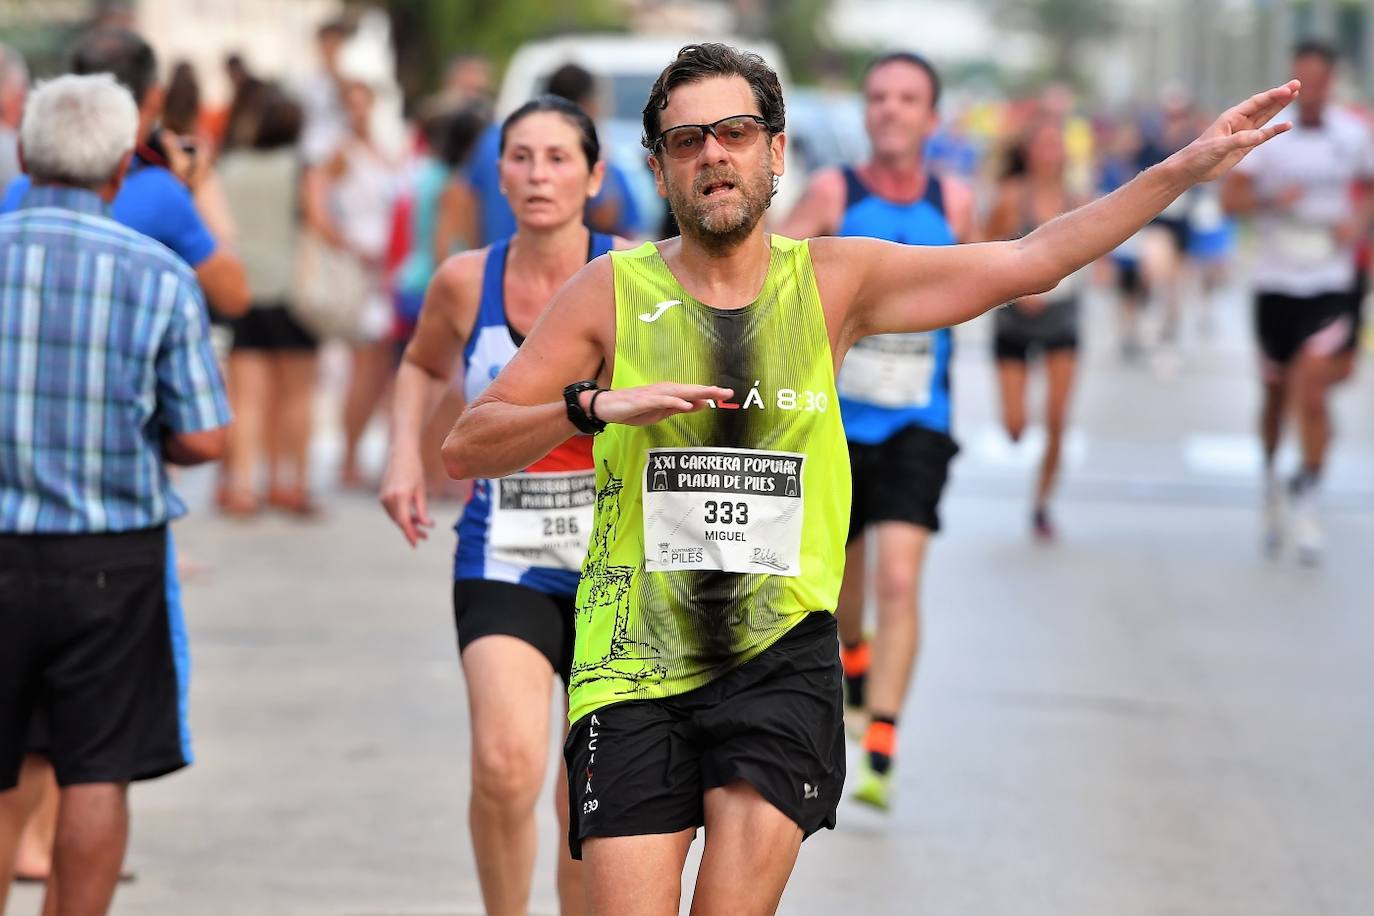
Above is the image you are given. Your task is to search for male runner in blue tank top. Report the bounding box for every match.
[779,51,977,809]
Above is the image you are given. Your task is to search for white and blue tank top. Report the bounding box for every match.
[454,233,615,594]
[835,167,956,442]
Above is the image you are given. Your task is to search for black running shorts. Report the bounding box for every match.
[563,613,844,859]
[0,526,186,789]
[453,578,576,683]
[847,424,960,538]
[993,299,1080,363]
[1255,291,1353,367]
[231,303,319,353]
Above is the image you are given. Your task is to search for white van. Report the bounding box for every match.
[496,34,795,234]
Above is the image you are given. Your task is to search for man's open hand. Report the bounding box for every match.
[1171,81,1300,185]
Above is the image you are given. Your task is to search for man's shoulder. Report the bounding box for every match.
[74,208,198,283]
[0,205,195,278]
[119,162,192,206]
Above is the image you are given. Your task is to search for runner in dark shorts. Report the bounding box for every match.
[440,41,1294,913]
[379,97,629,915]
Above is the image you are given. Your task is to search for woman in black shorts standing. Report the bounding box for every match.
[990,116,1084,540]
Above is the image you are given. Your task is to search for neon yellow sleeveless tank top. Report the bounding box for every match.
[569,235,850,723]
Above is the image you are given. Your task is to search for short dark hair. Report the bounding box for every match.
[1292,38,1338,66]
[642,43,784,151]
[162,61,200,135]
[863,51,942,109]
[318,18,352,40]
[546,63,596,108]
[501,94,600,167]
[253,88,303,149]
[427,104,486,169]
[68,28,157,105]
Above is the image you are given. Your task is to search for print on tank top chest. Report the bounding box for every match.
[488,469,597,571]
[644,447,804,577]
[837,332,936,408]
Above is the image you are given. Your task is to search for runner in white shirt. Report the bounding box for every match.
[1222,40,1374,564]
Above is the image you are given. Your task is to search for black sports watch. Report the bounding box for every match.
[563,380,607,435]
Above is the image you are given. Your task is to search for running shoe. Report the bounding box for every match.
[1290,478,1323,566]
[840,642,870,740]
[1032,506,1056,542]
[852,756,894,811]
[1262,475,1284,557]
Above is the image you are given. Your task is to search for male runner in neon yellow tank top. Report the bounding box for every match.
[443,43,1298,915]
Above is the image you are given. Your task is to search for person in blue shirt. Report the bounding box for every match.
[780,51,978,811]
[0,29,249,319]
[465,63,641,244]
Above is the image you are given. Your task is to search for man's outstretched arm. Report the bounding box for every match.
[824,80,1300,343]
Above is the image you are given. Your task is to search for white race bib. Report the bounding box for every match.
[836,333,935,408]
[1276,220,1337,266]
[643,447,804,577]
[488,470,596,571]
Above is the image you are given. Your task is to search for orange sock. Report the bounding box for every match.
[840,640,870,678]
[863,720,896,759]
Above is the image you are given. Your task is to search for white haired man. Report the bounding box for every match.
[0,74,230,916]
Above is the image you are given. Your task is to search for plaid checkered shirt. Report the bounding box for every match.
[0,185,230,533]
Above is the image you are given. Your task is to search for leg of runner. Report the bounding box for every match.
[854,522,928,809]
[462,636,556,914]
[1288,348,1336,563]
[996,357,1028,442]
[554,711,585,916]
[836,536,869,727]
[1035,349,1077,541]
[1259,369,1288,555]
[48,782,129,916]
[1291,352,1333,471]
[581,830,695,916]
[690,782,804,916]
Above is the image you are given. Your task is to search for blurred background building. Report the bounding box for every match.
[4,1,1374,111]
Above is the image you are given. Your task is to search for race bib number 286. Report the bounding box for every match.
[488,470,596,571]
[643,447,804,577]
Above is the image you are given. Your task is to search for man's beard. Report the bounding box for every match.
[667,155,775,252]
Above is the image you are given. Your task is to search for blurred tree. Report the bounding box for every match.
[988,0,1120,85]
[384,0,623,105]
[738,0,833,84]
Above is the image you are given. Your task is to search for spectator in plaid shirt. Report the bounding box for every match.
[0,74,229,916]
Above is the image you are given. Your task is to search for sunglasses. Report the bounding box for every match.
[653,114,769,160]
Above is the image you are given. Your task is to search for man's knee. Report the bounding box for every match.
[1292,360,1334,413]
[873,550,922,610]
[472,734,545,804]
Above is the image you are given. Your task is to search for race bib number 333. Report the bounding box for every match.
[643,447,804,577]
